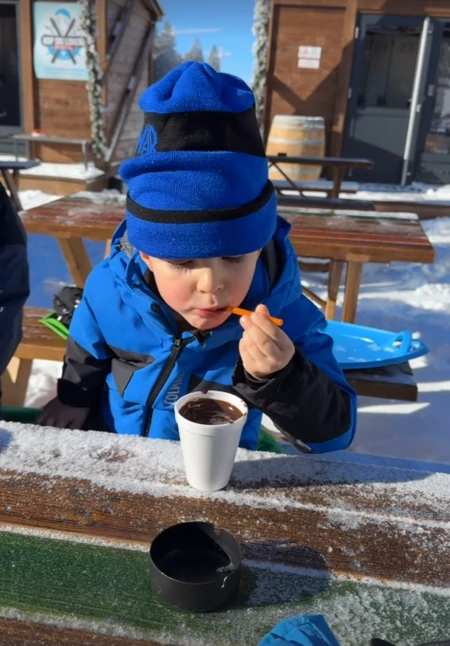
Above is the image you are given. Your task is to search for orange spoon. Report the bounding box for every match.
[226,306,284,327]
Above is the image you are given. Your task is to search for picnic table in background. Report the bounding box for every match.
[0,422,448,644]
[12,133,92,171]
[20,192,126,287]
[277,192,376,211]
[0,159,41,211]
[21,194,435,324]
[267,154,374,199]
[280,207,435,322]
[8,199,433,406]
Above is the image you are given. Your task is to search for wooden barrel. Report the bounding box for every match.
[266,115,325,182]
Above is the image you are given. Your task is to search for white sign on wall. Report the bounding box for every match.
[298,46,322,59]
[298,59,320,69]
[298,45,322,70]
[33,2,88,81]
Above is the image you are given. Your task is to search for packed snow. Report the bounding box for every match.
[18,188,450,468]
[19,161,105,180]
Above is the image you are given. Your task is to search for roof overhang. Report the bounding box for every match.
[141,0,164,21]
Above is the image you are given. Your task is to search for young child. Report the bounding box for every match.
[38,62,356,452]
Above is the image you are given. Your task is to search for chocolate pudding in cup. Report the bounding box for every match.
[175,390,248,492]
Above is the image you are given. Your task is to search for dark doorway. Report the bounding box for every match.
[343,15,426,183]
[0,1,22,130]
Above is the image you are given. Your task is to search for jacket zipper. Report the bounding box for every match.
[143,336,195,437]
[144,304,196,437]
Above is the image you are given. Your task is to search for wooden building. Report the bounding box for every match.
[0,0,163,193]
[264,0,450,184]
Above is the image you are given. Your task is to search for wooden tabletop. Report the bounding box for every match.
[21,193,126,240]
[283,208,435,264]
[0,423,448,645]
[21,194,435,265]
[267,154,374,169]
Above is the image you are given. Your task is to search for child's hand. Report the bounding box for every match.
[238,304,295,380]
[36,397,90,430]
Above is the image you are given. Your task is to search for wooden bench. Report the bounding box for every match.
[267,153,374,198]
[272,179,359,196]
[12,134,93,170]
[344,362,418,402]
[2,308,418,407]
[2,308,66,406]
[277,193,375,211]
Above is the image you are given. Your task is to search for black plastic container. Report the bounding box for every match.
[149,521,242,612]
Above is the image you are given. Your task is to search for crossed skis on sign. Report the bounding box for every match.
[49,17,78,64]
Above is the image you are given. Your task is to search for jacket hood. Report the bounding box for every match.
[106,216,301,349]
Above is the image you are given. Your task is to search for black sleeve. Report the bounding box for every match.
[57,336,112,408]
[232,350,352,451]
[0,185,30,395]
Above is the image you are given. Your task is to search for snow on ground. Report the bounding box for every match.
[18,189,450,467]
[290,181,450,205]
[345,181,450,204]
[300,215,450,466]
[19,189,61,209]
[19,161,105,180]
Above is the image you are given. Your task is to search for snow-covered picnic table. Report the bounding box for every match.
[20,192,435,324]
[0,422,448,645]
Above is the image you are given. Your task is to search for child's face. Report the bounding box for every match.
[140,251,261,330]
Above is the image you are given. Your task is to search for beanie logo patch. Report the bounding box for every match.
[136,124,158,156]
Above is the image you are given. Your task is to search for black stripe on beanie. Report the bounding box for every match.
[140,106,266,157]
[127,180,274,224]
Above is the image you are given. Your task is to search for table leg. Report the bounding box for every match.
[82,141,89,170]
[1,169,23,211]
[331,166,345,199]
[269,161,298,191]
[2,357,33,407]
[298,259,330,273]
[342,261,364,323]
[302,285,326,309]
[325,260,344,320]
[104,239,112,259]
[58,238,92,287]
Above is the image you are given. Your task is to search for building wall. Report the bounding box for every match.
[264,0,450,156]
[33,79,92,164]
[30,0,91,163]
[265,3,346,152]
[113,65,149,161]
[106,0,153,162]
[20,0,159,166]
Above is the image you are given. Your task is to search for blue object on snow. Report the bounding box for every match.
[258,615,341,646]
[325,321,429,370]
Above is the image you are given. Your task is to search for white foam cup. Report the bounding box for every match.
[175,390,248,492]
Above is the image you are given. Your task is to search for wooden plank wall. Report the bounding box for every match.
[264,0,450,158]
[31,0,91,164]
[264,1,347,154]
[105,0,130,142]
[23,0,157,166]
[105,0,153,162]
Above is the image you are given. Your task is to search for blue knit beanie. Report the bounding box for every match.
[119,61,276,259]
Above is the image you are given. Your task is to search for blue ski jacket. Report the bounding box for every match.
[258,615,341,646]
[58,216,356,452]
